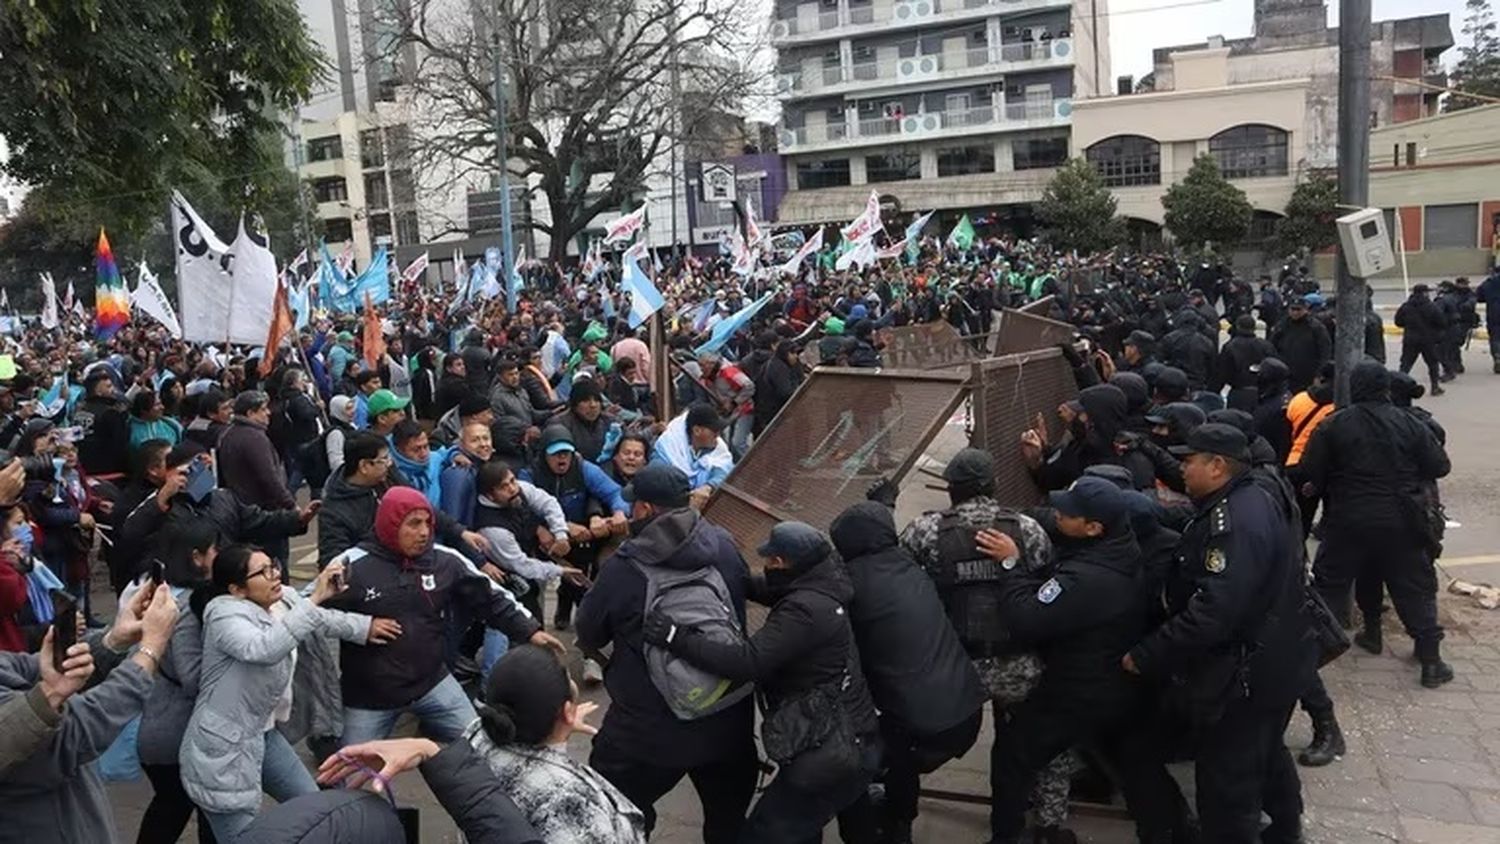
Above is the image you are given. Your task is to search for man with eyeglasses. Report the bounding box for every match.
[318,432,491,570]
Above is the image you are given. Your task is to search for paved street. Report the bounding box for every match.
[102,336,1500,843]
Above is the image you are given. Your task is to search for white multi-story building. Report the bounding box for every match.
[771,0,1111,229]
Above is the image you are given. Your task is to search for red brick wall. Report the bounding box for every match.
[1398,206,1423,251]
[1392,94,1422,123]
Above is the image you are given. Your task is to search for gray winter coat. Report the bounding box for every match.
[180,591,371,813]
[0,632,151,844]
[489,381,546,426]
[136,584,204,766]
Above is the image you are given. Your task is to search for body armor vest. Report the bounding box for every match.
[932,512,1026,657]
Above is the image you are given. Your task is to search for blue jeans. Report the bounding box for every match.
[340,673,478,746]
[202,729,318,842]
[481,628,510,681]
[728,414,753,459]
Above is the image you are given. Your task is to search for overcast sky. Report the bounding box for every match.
[1108,0,1476,81]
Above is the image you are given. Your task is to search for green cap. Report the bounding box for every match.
[824,317,845,336]
[367,389,410,417]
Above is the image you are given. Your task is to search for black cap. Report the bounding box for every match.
[1412,283,1431,294]
[1169,423,1251,462]
[622,463,691,508]
[756,521,830,568]
[941,447,994,488]
[685,402,725,433]
[1124,330,1155,348]
[1048,477,1129,528]
[1154,367,1189,396]
[458,394,491,417]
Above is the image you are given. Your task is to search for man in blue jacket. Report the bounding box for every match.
[518,425,628,630]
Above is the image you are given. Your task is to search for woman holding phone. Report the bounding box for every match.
[179,545,402,841]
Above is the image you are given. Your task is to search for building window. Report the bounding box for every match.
[866,148,922,183]
[364,174,390,209]
[324,218,353,242]
[312,178,348,203]
[360,130,385,169]
[937,145,995,177]
[1424,203,1477,249]
[1208,124,1289,179]
[796,158,852,189]
[369,213,393,241]
[1014,136,1069,170]
[1085,135,1160,186]
[306,136,343,162]
[1405,142,1416,166]
[397,212,421,245]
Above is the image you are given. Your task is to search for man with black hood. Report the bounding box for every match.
[576,463,757,844]
[1251,358,1293,463]
[1395,284,1448,395]
[1299,361,1453,687]
[1214,315,1276,412]
[981,476,1147,844]
[830,500,986,844]
[1271,297,1332,393]
[75,369,131,477]
[459,329,492,395]
[645,520,881,843]
[1108,373,1153,434]
[1021,383,1129,492]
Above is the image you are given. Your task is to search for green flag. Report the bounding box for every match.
[947,214,976,250]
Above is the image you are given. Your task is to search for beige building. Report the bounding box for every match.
[295,111,421,270]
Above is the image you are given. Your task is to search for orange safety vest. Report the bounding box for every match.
[1285,391,1334,466]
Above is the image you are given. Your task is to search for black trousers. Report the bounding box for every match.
[589,739,758,844]
[1399,340,1442,387]
[1314,531,1444,661]
[138,763,216,844]
[1298,672,1334,719]
[836,709,983,840]
[990,696,1121,840]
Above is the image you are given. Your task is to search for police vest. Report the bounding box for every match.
[931,512,1027,658]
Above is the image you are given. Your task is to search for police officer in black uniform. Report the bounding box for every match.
[1121,424,1316,844]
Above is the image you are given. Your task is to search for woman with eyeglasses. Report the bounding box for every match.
[179,545,402,842]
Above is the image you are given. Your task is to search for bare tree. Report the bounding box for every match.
[382,0,768,260]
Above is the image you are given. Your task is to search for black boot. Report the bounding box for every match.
[1296,710,1345,766]
[1353,616,1382,655]
[1421,659,1455,688]
[1031,826,1079,844]
[882,819,914,844]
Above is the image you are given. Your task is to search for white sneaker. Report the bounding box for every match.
[583,657,604,685]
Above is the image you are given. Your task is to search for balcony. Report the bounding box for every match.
[777,37,1073,101]
[779,97,1072,153]
[771,0,1070,46]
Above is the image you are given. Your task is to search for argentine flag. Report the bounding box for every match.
[622,254,664,329]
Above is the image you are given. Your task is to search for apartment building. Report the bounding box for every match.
[771,0,1110,229]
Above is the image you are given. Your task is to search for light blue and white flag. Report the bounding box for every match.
[622,254,665,329]
[694,291,774,356]
[905,210,934,262]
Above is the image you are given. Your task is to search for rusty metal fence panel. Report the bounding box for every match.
[879,322,989,371]
[992,308,1077,356]
[969,348,1080,507]
[703,367,968,566]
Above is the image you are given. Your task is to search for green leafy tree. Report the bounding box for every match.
[1273,173,1339,255]
[0,0,325,258]
[1161,154,1253,249]
[1036,158,1125,253]
[1448,0,1500,111]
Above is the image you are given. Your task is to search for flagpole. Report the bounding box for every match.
[492,17,517,313]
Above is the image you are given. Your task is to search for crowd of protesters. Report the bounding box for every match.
[0,228,1488,844]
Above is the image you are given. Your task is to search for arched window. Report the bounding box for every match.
[1085,135,1160,186]
[1210,124,1289,178]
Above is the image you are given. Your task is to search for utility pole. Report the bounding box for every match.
[1333,0,1371,407]
[667,10,683,256]
[493,13,517,312]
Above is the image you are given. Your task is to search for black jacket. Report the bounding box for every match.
[1128,472,1316,714]
[1214,332,1276,409]
[996,527,1145,710]
[1035,384,1128,492]
[831,502,985,737]
[753,353,804,435]
[434,372,468,419]
[460,342,492,395]
[1270,317,1332,392]
[75,395,130,477]
[1161,318,1216,390]
[574,508,755,768]
[666,550,879,736]
[118,488,304,584]
[1395,292,1447,345]
[1298,367,1451,538]
[325,536,539,710]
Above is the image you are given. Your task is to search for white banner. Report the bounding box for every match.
[131,262,183,338]
[174,192,277,345]
[604,204,647,244]
[835,236,877,271]
[840,190,882,244]
[63,281,75,311]
[400,252,430,285]
[776,229,824,276]
[39,273,59,330]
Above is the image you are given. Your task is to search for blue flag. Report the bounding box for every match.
[691,299,715,333]
[694,292,774,356]
[622,255,665,330]
[289,281,311,330]
[316,242,343,307]
[327,247,390,312]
